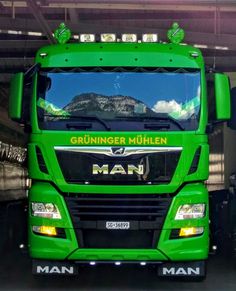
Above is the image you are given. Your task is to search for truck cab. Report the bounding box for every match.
[9,24,231,278]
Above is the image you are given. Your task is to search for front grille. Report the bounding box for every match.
[65,194,172,249]
[56,149,181,185]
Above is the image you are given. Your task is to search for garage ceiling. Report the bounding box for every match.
[1,0,236,102]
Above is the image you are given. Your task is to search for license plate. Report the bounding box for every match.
[106,221,130,230]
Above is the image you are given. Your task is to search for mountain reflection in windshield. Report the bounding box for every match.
[63,92,151,116]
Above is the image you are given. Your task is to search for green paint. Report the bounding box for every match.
[9,72,24,120]
[53,23,71,44]
[167,22,185,44]
[214,73,231,119]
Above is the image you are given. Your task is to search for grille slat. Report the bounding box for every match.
[72,212,164,216]
[65,194,172,249]
[72,197,170,202]
[70,205,167,210]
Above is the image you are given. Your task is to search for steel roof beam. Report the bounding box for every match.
[26,0,56,44]
[0,39,48,49]
[2,1,236,12]
[68,8,79,26]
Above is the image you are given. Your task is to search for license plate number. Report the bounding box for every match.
[106,221,130,230]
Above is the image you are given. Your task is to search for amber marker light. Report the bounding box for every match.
[179,227,203,237]
[33,226,57,236]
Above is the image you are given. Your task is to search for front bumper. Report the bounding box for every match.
[29,182,209,262]
[32,259,206,278]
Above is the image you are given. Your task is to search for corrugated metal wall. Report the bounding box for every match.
[0,141,28,201]
[207,124,225,191]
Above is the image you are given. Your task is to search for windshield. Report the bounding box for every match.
[37,69,201,131]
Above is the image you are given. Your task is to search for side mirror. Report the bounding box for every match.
[215,73,231,120]
[9,72,24,121]
[228,87,236,129]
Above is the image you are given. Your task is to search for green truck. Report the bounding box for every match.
[9,23,231,278]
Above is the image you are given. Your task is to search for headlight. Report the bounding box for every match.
[31,202,61,219]
[175,204,205,220]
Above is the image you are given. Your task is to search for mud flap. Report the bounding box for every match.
[32,260,78,276]
[158,261,206,277]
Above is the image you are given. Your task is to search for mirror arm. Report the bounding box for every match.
[206,120,225,134]
[24,63,41,80]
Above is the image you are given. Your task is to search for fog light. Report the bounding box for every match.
[33,226,57,236]
[179,227,203,237]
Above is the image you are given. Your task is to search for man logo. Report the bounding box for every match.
[92,164,144,175]
[111,147,125,156]
[162,267,200,276]
[36,265,75,274]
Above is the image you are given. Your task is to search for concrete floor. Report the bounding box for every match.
[0,249,235,291]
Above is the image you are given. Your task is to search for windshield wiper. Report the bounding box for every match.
[143,116,185,131]
[115,115,185,131]
[66,123,92,130]
[144,123,170,130]
[43,114,111,131]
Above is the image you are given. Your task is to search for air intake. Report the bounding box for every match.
[36,146,48,174]
[188,147,201,175]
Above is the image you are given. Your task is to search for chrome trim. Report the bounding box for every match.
[54,146,183,157]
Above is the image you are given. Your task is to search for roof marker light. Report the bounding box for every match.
[142,34,158,42]
[80,34,95,42]
[190,52,199,58]
[101,33,116,42]
[39,52,48,58]
[121,34,137,42]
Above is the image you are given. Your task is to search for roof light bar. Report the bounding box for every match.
[101,33,116,42]
[80,34,95,42]
[121,34,137,42]
[142,34,158,42]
